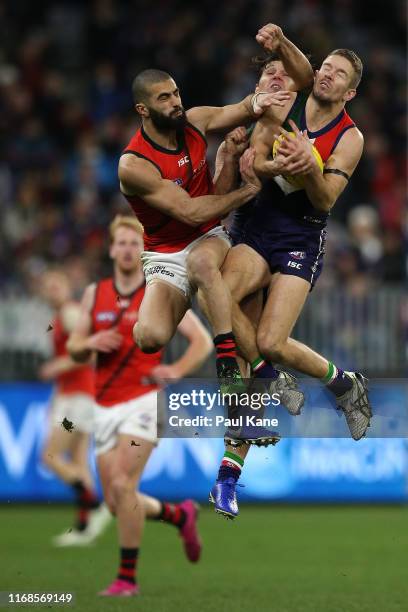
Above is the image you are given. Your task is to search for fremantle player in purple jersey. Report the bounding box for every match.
[209,24,372,519]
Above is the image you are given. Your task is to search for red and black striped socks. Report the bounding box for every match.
[154,502,187,528]
[117,547,139,584]
[214,332,238,360]
[214,332,241,377]
[72,480,100,531]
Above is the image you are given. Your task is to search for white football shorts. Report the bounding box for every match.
[141,225,231,299]
[93,391,159,456]
[50,392,94,434]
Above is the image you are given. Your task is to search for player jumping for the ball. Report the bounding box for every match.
[118,27,301,419]
[210,25,372,518]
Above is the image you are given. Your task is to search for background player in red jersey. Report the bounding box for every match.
[119,24,312,392]
[67,215,212,597]
[39,269,111,545]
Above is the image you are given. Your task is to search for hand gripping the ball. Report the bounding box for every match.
[272,119,324,187]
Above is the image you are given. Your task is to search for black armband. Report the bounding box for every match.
[323,168,350,181]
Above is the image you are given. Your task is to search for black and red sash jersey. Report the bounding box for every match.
[91,278,162,406]
[256,91,357,227]
[122,122,218,253]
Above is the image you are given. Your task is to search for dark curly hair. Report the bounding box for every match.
[251,52,315,76]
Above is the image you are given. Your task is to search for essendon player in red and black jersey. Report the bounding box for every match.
[118,59,291,391]
[39,269,110,546]
[91,277,161,407]
[51,314,94,397]
[68,215,213,596]
[123,122,217,254]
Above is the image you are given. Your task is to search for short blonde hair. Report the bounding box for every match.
[328,49,363,88]
[109,214,144,242]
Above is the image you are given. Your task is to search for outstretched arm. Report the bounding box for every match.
[119,152,261,227]
[256,23,314,91]
[150,310,213,382]
[186,91,290,135]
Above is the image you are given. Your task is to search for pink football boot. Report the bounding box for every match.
[98,578,139,597]
[179,499,202,563]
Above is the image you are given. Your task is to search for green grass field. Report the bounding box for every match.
[1,504,407,612]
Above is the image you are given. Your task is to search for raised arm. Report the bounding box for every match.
[256,24,314,91]
[150,310,213,382]
[186,89,290,135]
[119,153,261,226]
[67,284,123,362]
[186,95,256,136]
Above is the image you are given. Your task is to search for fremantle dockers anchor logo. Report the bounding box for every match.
[289,251,306,260]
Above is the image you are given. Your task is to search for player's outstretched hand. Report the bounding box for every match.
[251,90,291,116]
[240,147,262,192]
[256,24,284,52]
[224,126,249,157]
[87,328,123,353]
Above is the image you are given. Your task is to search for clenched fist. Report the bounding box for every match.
[256,24,284,53]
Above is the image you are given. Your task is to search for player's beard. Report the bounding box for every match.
[148,107,187,130]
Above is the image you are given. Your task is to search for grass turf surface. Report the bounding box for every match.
[0,504,406,612]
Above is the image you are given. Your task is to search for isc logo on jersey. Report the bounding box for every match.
[178,155,190,167]
[177,156,206,175]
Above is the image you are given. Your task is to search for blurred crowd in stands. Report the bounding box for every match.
[0,0,406,298]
